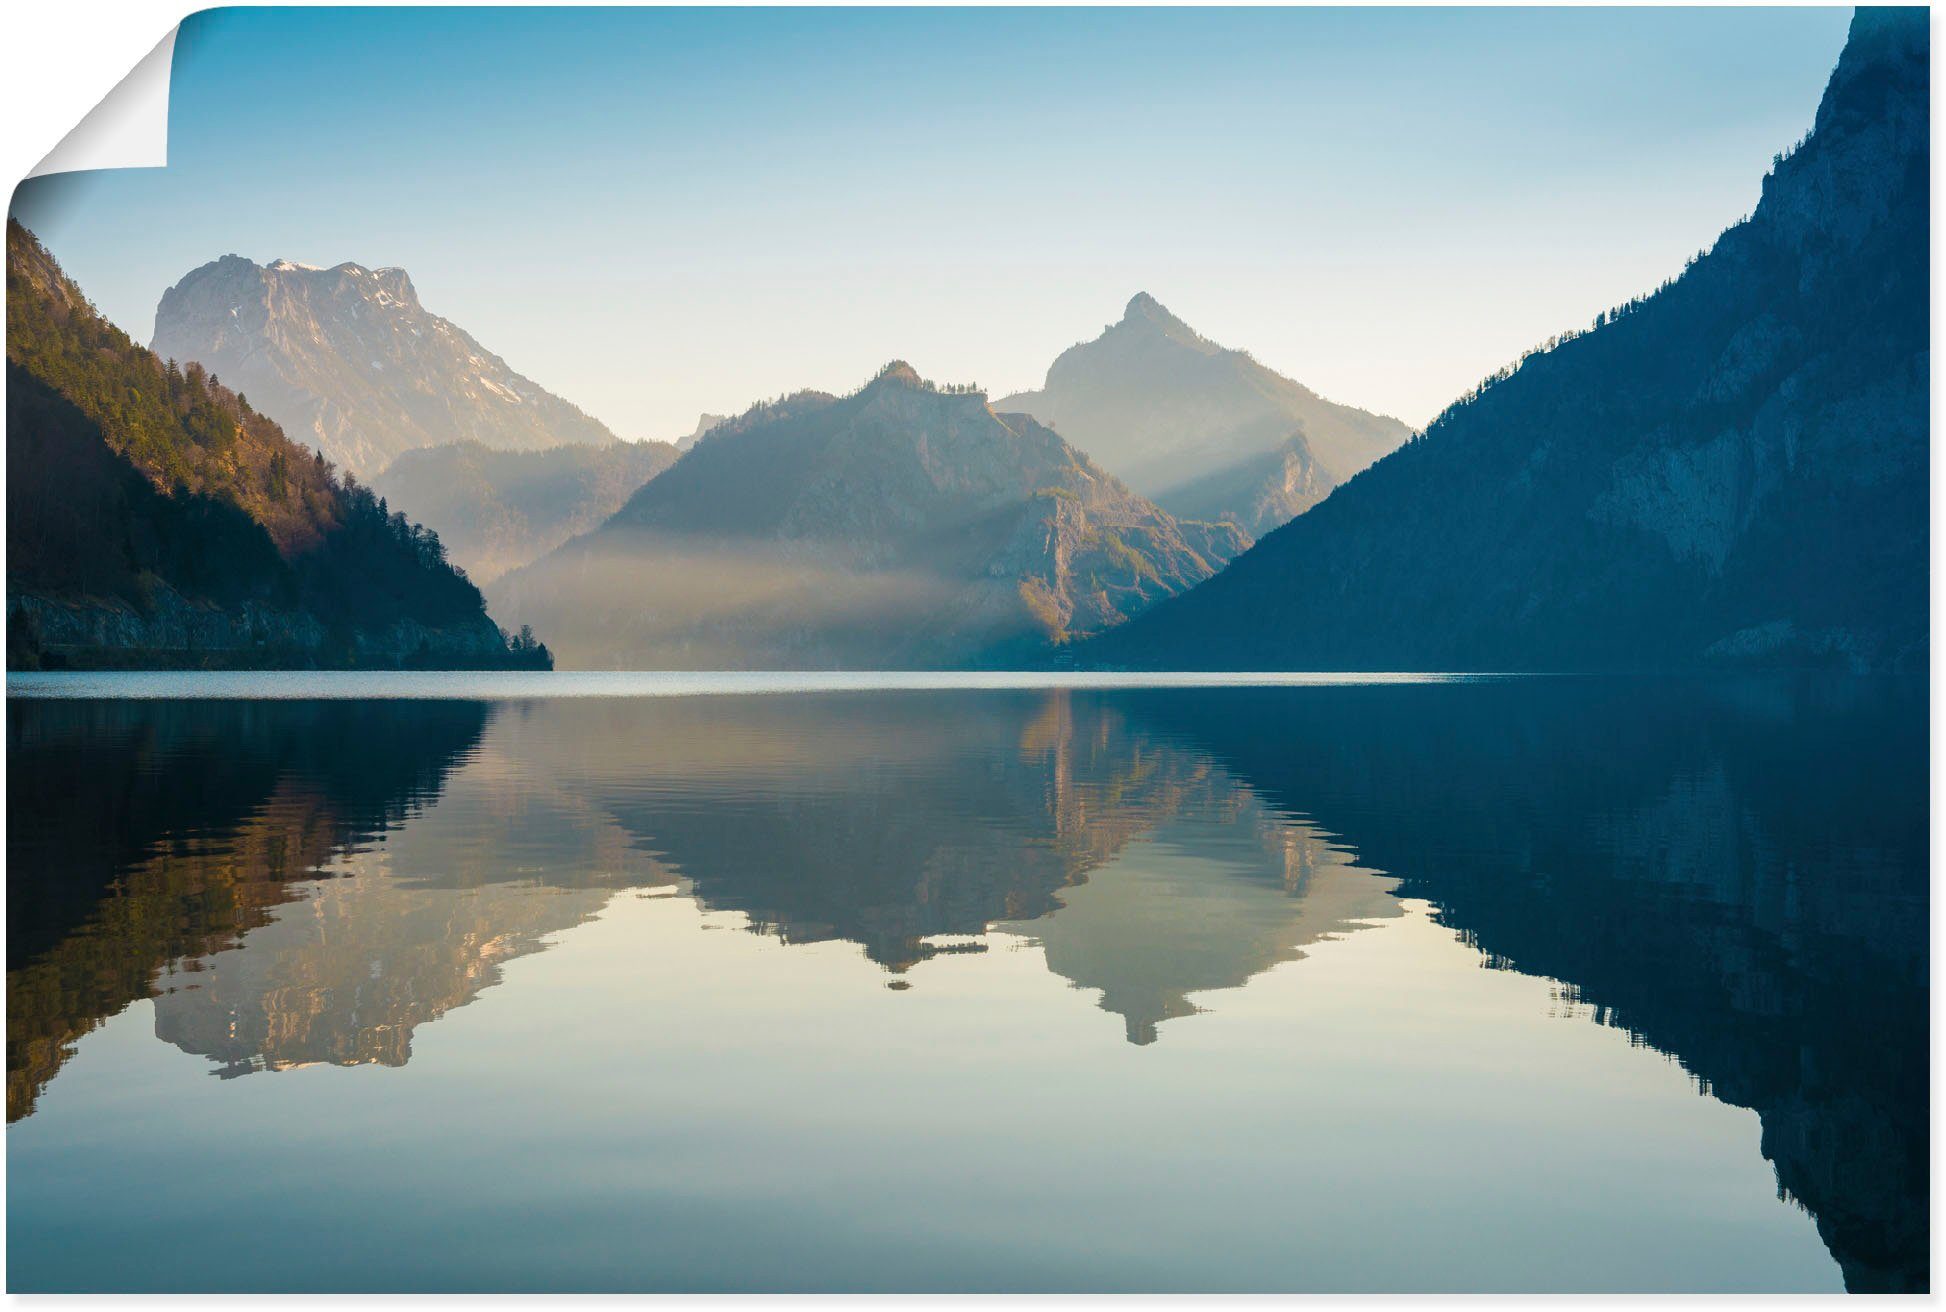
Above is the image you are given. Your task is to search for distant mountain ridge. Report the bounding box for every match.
[373,438,679,582]
[677,413,729,451]
[1085,8,1927,673]
[998,293,1410,533]
[151,254,618,477]
[489,361,1247,668]
[6,221,547,670]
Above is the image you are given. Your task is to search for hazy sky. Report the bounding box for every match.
[13,6,1853,440]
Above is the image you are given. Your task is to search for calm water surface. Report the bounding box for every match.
[5,675,1926,1292]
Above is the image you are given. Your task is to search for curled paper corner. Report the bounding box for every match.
[27,25,179,179]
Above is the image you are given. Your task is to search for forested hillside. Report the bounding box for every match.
[6,221,548,669]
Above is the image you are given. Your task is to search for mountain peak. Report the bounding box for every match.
[1116,291,1206,348]
[153,250,616,477]
[996,292,1409,504]
[1122,290,1191,331]
[369,265,418,306]
[869,360,925,389]
[1123,289,1194,326]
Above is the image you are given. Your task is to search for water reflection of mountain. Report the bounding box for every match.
[11,690,1391,1110]
[1002,810,1397,1044]
[6,699,489,1119]
[149,873,616,1076]
[1124,679,1927,1294]
[9,681,1923,1292]
[146,731,684,1077]
[529,692,1395,1043]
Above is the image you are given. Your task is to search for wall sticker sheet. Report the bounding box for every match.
[4,6,1928,1296]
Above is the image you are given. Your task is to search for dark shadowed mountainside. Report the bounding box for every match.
[1086,9,1927,673]
[998,293,1410,533]
[489,362,1247,668]
[151,253,617,477]
[5,221,548,670]
[373,438,679,582]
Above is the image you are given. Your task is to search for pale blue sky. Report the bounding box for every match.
[13,6,1855,439]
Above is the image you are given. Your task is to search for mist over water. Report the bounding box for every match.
[5,676,1924,1292]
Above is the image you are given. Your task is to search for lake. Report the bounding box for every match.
[5,673,1926,1293]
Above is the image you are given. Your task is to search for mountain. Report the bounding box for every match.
[372,438,678,583]
[150,254,618,477]
[677,413,728,451]
[997,293,1410,532]
[1086,9,1927,673]
[488,361,1248,668]
[1157,434,1335,536]
[5,221,548,670]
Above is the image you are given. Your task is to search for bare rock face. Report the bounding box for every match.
[489,362,1248,668]
[152,255,617,477]
[997,293,1409,523]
